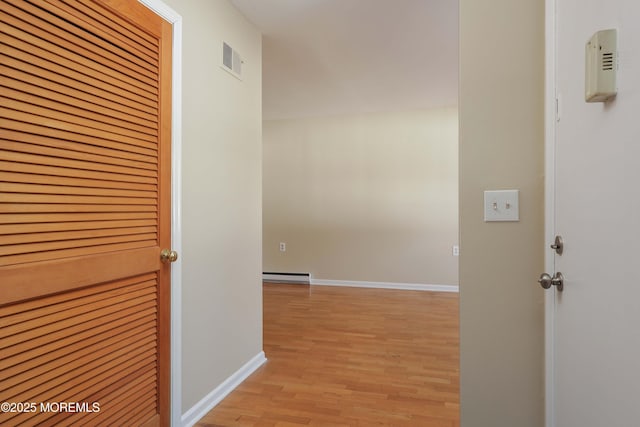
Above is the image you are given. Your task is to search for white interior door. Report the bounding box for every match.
[550,1,640,426]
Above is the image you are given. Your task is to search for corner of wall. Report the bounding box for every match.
[459,0,545,425]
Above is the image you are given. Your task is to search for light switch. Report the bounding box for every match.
[484,190,519,222]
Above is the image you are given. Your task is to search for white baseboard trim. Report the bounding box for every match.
[181,351,267,427]
[310,279,459,293]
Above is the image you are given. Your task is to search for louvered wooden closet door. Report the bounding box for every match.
[0,0,172,425]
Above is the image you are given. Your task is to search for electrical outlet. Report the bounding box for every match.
[452,245,460,256]
[279,242,286,252]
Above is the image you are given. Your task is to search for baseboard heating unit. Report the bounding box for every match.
[263,272,311,284]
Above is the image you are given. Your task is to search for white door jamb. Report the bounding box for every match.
[136,1,183,426]
[544,0,557,425]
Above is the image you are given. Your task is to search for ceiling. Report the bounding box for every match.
[230,0,459,120]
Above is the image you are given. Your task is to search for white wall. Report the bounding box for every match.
[263,108,458,285]
[459,0,545,425]
[161,0,263,414]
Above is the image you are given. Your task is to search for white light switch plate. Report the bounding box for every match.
[484,190,519,222]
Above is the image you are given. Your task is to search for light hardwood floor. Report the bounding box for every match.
[196,283,459,426]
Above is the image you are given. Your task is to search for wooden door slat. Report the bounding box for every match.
[0,111,158,160]
[0,61,156,124]
[45,370,156,427]
[3,91,157,143]
[0,15,158,99]
[0,219,157,235]
[45,0,159,56]
[52,373,156,427]
[0,232,158,258]
[0,291,157,350]
[0,32,158,110]
[2,182,157,199]
[113,398,158,427]
[73,363,156,426]
[1,108,158,153]
[3,225,157,246]
[2,336,157,400]
[4,0,159,80]
[17,361,157,426]
[1,331,157,397]
[4,351,157,425]
[1,309,156,372]
[0,139,157,172]
[0,9,158,98]
[75,0,160,44]
[1,76,158,132]
[0,192,157,206]
[0,68,157,124]
[0,149,157,179]
[0,323,155,386]
[0,239,158,267]
[2,95,156,145]
[0,203,158,214]
[0,171,158,192]
[3,84,157,138]
[131,412,161,427]
[0,305,157,369]
[91,380,157,427]
[33,359,157,423]
[2,226,157,246]
[0,212,158,225]
[0,161,157,185]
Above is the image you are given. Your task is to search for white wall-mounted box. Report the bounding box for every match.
[585,29,617,102]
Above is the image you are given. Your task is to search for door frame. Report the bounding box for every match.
[544,0,557,425]
[137,1,182,425]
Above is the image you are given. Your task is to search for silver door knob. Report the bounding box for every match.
[538,272,564,291]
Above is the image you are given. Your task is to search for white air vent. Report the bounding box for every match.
[222,42,243,80]
[602,52,614,71]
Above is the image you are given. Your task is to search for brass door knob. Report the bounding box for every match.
[160,249,178,263]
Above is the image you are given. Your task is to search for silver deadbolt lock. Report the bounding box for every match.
[550,235,564,255]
